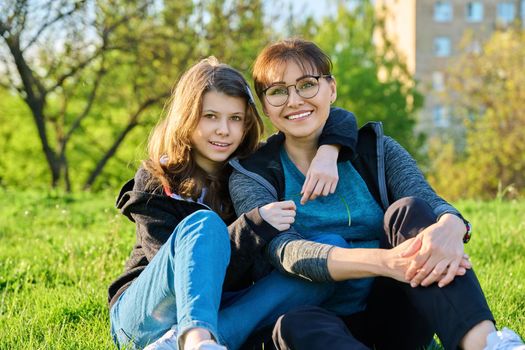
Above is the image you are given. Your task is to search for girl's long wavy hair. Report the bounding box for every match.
[143,57,263,220]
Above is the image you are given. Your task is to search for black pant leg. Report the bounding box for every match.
[383,196,438,248]
[355,196,494,350]
[343,276,435,350]
[272,306,369,350]
[400,268,493,350]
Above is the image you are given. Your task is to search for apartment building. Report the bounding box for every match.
[375,0,524,134]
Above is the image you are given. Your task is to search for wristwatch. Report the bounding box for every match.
[463,220,472,244]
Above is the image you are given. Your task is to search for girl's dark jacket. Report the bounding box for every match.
[107,108,355,308]
[229,109,464,283]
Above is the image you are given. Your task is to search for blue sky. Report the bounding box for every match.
[264,0,339,28]
[281,0,337,17]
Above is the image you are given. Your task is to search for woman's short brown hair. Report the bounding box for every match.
[252,38,333,103]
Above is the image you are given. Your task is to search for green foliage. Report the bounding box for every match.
[1,1,425,191]
[0,191,523,348]
[0,90,50,188]
[0,0,272,192]
[297,1,424,156]
[428,29,525,200]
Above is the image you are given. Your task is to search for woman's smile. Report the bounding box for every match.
[284,110,313,121]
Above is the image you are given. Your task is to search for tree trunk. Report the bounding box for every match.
[83,121,138,190]
[6,34,61,187]
[83,96,164,190]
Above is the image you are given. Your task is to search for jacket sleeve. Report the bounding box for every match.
[229,169,335,282]
[223,207,279,288]
[318,107,358,151]
[116,171,186,263]
[383,136,463,220]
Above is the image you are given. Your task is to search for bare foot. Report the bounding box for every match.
[460,320,496,350]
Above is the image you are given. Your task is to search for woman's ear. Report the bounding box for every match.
[329,77,337,103]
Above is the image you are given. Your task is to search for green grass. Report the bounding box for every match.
[0,189,524,349]
[0,189,131,349]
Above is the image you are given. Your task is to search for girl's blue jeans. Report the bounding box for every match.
[110,210,334,350]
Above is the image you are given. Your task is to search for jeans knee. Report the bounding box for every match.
[278,305,328,325]
[386,197,429,217]
[274,306,310,342]
[273,306,334,346]
[186,209,224,226]
[170,210,229,251]
[384,197,437,246]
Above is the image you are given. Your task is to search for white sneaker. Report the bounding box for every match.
[189,339,227,350]
[144,328,178,350]
[484,327,525,350]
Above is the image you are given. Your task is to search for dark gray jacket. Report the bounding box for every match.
[229,109,462,283]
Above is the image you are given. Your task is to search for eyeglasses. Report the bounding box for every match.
[262,74,333,107]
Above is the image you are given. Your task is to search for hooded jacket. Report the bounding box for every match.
[229,109,463,283]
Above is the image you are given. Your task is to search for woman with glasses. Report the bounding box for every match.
[229,38,525,350]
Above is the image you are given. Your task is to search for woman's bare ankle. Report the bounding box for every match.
[460,320,496,350]
[182,327,214,350]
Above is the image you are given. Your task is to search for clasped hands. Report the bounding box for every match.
[393,213,472,288]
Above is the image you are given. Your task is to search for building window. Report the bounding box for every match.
[466,2,484,22]
[434,37,451,57]
[434,1,453,22]
[497,2,515,24]
[522,0,525,26]
[433,105,450,127]
[432,72,445,91]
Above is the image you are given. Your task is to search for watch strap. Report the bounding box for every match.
[463,221,472,244]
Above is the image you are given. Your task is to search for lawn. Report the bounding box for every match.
[0,189,524,349]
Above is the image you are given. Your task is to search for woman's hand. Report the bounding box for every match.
[381,237,422,283]
[301,145,339,204]
[259,200,297,231]
[401,214,471,288]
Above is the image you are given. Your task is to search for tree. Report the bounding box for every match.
[427,29,525,199]
[289,1,424,156]
[0,0,167,190]
[0,0,269,191]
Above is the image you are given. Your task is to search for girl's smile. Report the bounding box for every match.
[191,90,246,173]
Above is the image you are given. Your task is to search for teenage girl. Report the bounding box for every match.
[108,57,352,350]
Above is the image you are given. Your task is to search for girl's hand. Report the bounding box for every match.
[402,214,471,288]
[259,200,297,231]
[301,145,339,204]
